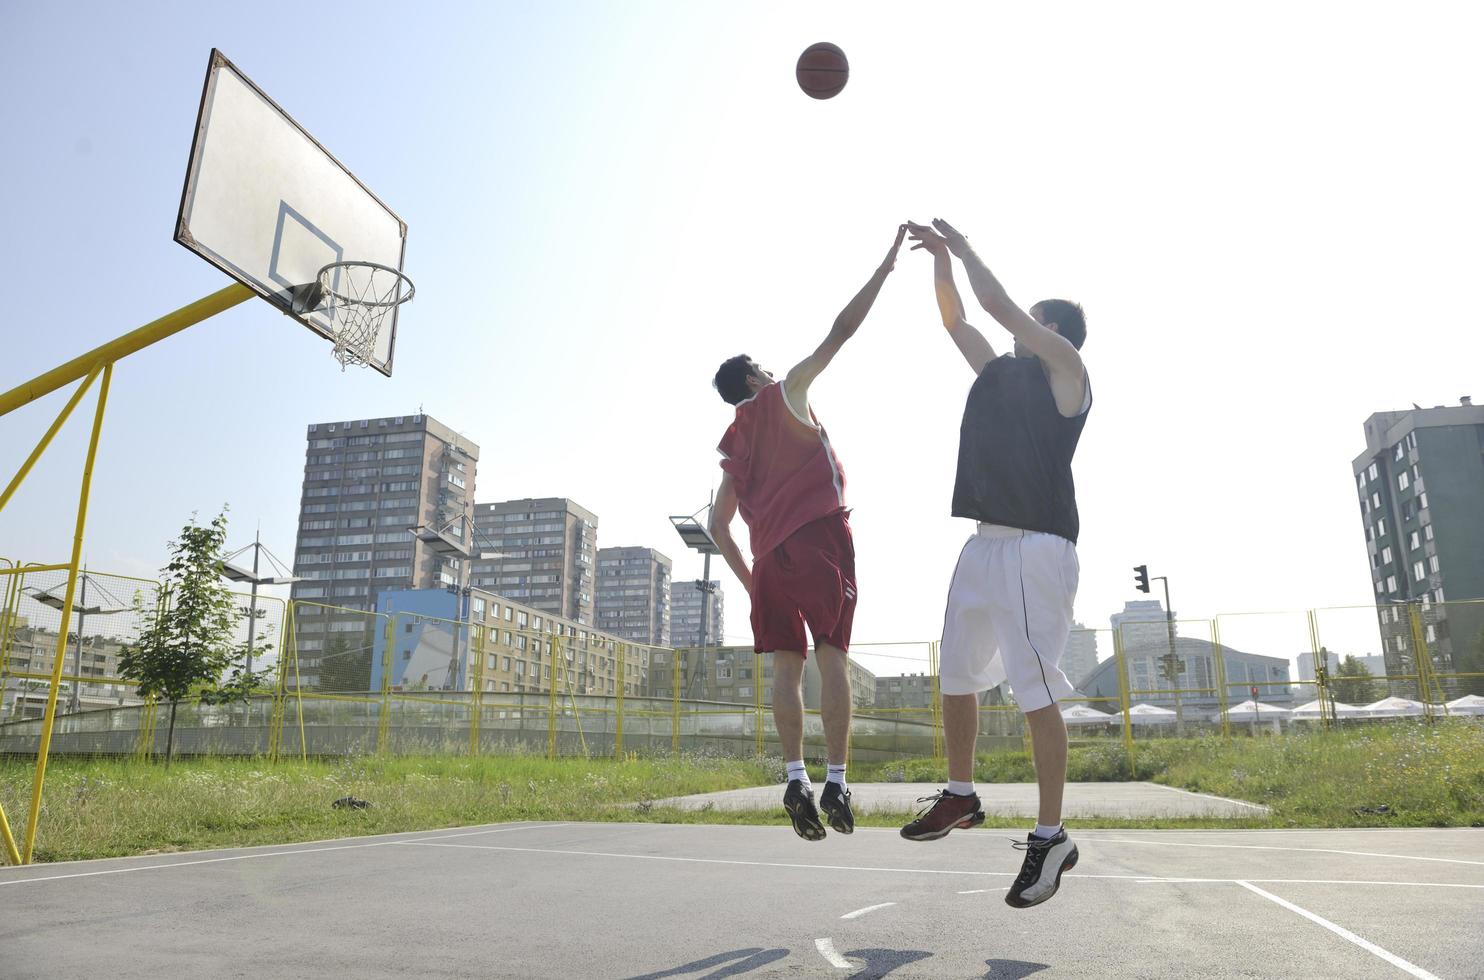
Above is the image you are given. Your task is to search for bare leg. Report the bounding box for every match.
[772,651,806,763]
[1024,703,1067,827]
[815,643,852,765]
[943,693,980,783]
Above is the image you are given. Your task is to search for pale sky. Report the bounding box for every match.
[2,2,1481,682]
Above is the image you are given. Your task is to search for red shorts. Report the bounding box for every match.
[750,511,856,655]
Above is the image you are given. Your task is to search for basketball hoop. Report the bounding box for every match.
[300,261,414,370]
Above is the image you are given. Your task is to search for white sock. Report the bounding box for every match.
[947,780,975,797]
[1033,822,1063,839]
[786,760,810,790]
[826,764,847,790]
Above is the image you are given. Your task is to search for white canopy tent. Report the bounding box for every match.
[1444,694,1484,716]
[1362,696,1426,717]
[1061,703,1116,725]
[1126,703,1178,725]
[1222,699,1291,723]
[1290,699,1367,720]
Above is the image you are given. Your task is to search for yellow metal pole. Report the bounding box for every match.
[614,643,625,759]
[1211,619,1231,739]
[754,649,764,757]
[0,284,254,420]
[269,602,292,762]
[1408,603,1436,716]
[470,624,486,756]
[930,641,944,761]
[1114,627,1134,756]
[671,647,683,755]
[546,633,558,759]
[0,791,20,866]
[0,368,100,516]
[378,614,394,755]
[22,363,111,864]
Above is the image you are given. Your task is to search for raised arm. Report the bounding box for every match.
[707,473,753,595]
[907,220,996,375]
[934,219,1085,408]
[782,225,906,412]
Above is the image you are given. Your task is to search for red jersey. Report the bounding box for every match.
[717,382,847,559]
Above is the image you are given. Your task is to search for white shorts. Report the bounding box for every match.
[939,524,1079,712]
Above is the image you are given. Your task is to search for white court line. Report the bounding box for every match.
[1236,881,1442,980]
[840,902,896,919]
[958,887,1011,894]
[399,842,1484,892]
[814,938,853,969]
[1077,836,1484,867]
[1143,782,1271,812]
[0,823,556,887]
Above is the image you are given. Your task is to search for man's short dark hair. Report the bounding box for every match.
[1033,299,1087,350]
[713,354,756,405]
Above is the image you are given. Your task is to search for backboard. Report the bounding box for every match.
[175,49,407,376]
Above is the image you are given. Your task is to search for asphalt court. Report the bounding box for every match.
[2,822,1479,979]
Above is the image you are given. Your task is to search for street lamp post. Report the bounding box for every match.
[24,571,129,714]
[670,494,721,700]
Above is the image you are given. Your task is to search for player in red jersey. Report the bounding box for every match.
[708,225,905,840]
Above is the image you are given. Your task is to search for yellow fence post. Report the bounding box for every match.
[546,632,559,759]
[1408,602,1437,716]
[754,649,765,757]
[929,641,944,762]
[614,643,625,759]
[672,647,683,756]
[22,363,112,864]
[1210,619,1232,739]
[470,624,486,756]
[377,613,394,755]
[1306,609,1333,730]
[1113,627,1134,756]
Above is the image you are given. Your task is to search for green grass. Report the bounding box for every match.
[2,722,1479,863]
[853,720,1484,828]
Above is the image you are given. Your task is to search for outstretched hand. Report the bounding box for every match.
[931,218,971,258]
[879,224,908,273]
[906,220,949,256]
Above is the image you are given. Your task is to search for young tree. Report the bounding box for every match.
[118,509,267,763]
[1332,655,1385,705]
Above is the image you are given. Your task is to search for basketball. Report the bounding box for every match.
[796,42,848,100]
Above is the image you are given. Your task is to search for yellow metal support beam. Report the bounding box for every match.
[0,284,254,420]
[23,363,112,864]
[0,367,100,514]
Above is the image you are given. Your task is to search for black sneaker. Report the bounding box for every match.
[1005,829,1078,908]
[899,790,985,841]
[783,779,826,842]
[818,781,854,834]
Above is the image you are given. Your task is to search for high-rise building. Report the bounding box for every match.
[596,546,671,646]
[1064,621,1099,688]
[1352,399,1484,689]
[291,413,478,687]
[669,579,723,648]
[1296,650,1386,682]
[1110,600,1172,651]
[471,498,598,625]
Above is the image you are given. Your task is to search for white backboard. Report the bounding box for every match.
[176,50,406,376]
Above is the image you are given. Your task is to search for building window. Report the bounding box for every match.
[1386,575,1397,593]
[1381,546,1393,564]
[1377,518,1386,537]
[1425,525,1434,541]
[1412,561,1425,582]
[1418,492,1428,510]
[1429,555,1439,574]
[1397,472,1409,491]
[1371,492,1381,510]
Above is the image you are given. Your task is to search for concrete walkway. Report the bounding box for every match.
[650,781,1270,819]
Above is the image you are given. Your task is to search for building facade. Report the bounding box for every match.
[1353,399,1484,690]
[875,673,936,710]
[669,579,724,648]
[373,587,651,699]
[471,498,598,626]
[595,547,671,646]
[291,414,478,688]
[1296,650,1386,683]
[1063,622,1100,689]
[648,646,876,710]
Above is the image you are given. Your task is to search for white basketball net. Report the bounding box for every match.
[318,262,414,370]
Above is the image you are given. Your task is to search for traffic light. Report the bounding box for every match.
[1133,564,1150,593]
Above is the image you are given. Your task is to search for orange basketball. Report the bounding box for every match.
[796,42,849,100]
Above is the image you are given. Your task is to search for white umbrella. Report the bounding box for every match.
[1290,699,1367,719]
[1061,703,1115,725]
[1361,696,1425,717]
[1126,703,1178,725]
[1444,694,1484,717]
[1224,699,1292,722]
